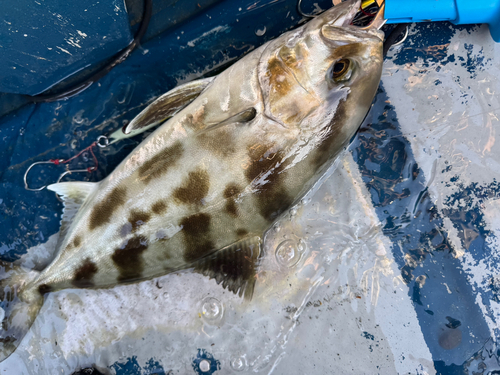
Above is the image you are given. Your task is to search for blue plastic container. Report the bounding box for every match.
[385,0,500,42]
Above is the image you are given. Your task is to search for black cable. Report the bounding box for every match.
[28,0,153,103]
[383,23,409,58]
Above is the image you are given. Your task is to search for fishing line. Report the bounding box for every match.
[24,136,109,191]
[27,0,153,103]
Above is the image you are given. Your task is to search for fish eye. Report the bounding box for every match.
[329,59,352,83]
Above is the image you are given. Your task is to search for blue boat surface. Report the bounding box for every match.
[1,1,500,374]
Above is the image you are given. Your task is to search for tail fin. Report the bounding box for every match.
[0,260,42,362]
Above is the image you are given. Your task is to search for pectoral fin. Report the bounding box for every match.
[199,107,257,134]
[193,236,262,300]
[109,77,215,143]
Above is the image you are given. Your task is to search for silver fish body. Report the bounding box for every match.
[0,0,383,361]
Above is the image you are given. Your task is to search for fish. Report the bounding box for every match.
[0,0,383,361]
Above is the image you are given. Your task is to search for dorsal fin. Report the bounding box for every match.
[192,236,262,300]
[108,77,215,143]
[46,181,97,248]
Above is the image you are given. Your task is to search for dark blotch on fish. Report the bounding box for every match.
[245,144,276,182]
[72,259,98,288]
[151,200,168,215]
[267,56,293,97]
[198,129,236,158]
[38,284,52,295]
[128,210,151,232]
[260,189,293,221]
[180,213,214,263]
[223,183,242,217]
[112,236,148,282]
[236,229,248,238]
[245,144,293,221]
[72,236,81,248]
[89,186,127,230]
[173,168,210,205]
[138,141,183,183]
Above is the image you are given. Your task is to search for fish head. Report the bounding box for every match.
[260,0,383,139]
[313,0,384,114]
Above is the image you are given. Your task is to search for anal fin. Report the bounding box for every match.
[193,236,262,300]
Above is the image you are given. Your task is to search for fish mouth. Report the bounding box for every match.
[320,0,385,43]
[324,0,386,32]
[323,0,363,28]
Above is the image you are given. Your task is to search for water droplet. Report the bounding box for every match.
[164,346,173,354]
[297,239,306,253]
[275,240,301,268]
[230,355,247,371]
[49,352,59,359]
[199,359,211,372]
[255,26,266,36]
[201,297,223,324]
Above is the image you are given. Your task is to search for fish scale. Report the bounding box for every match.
[0,0,384,361]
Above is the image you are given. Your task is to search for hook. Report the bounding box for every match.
[392,24,409,46]
[57,169,95,183]
[24,160,63,191]
[24,137,101,191]
[297,0,320,18]
[24,160,97,191]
